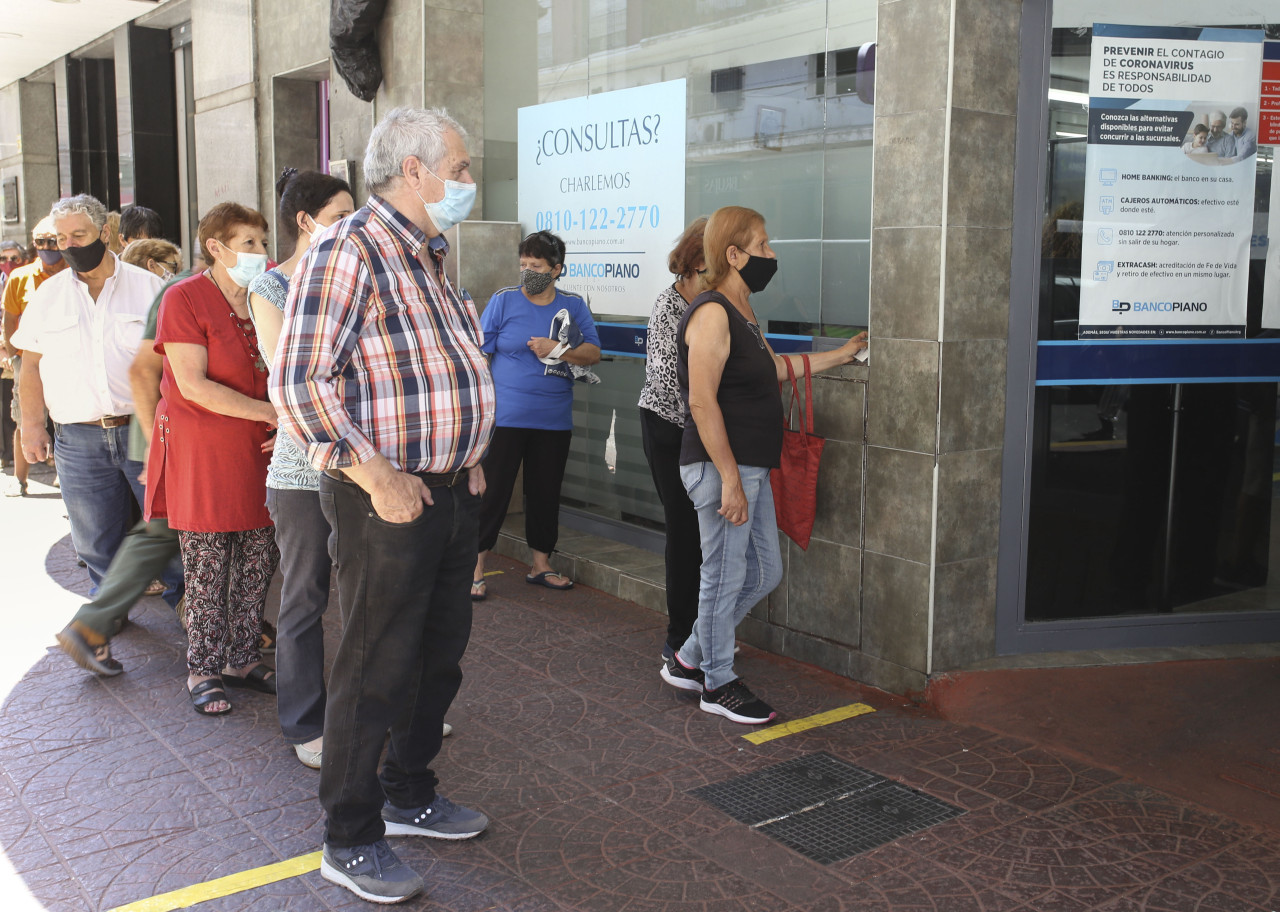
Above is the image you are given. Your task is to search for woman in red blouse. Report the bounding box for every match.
[146,202,280,716]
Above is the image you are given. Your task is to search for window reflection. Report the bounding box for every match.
[1026,23,1278,620]
[484,0,875,535]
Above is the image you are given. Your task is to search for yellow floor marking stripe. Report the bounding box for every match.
[484,570,504,577]
[108,851,322,912]
[742,702,877,745]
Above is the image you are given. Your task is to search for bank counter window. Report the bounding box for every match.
[483,0,875,542]
[1027,7,1280,622]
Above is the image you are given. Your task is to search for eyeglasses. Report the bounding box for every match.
[32,237,57,249]
[0,255,21,264]
[746,321,766,350]
[161,261,180,274]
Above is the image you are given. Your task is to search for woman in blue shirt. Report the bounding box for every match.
[473,231,601,598]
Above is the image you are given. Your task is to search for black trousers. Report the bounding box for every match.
[639,408,702,652]
[478,425,572,555]
[318,473,478,848]
[266,487,332,745]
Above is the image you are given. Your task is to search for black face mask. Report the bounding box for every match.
[736,254,778,293]
[61,238,107,273]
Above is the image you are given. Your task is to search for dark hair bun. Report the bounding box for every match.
[275,167,300,199]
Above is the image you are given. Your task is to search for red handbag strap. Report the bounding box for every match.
[801,354,814,434]
[779,355,816,434]
[780,355,798,429]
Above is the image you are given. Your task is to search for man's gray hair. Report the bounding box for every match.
[363,107,466,194]
[49,194,109,231]
[1209,109,1227,124]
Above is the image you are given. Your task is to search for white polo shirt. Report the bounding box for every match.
[11,253,162,424]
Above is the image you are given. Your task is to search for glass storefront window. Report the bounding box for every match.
[1025,5,1279,620]
[483,0,875,537]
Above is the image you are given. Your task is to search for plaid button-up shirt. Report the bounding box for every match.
[271,195,495,474]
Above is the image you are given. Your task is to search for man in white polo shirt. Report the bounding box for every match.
[13,195,162,594]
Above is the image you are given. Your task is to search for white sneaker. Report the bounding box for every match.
[442,722,453,738]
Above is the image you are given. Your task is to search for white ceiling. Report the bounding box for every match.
[0,0,169,89]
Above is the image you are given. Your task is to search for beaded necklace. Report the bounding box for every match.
[206,270,267,373]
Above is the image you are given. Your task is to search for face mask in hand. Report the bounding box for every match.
[520,268,556,295]
[735,254,778,294]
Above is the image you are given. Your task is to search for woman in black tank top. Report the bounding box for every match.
[659,206,867,726]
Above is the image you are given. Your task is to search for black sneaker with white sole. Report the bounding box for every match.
[659,653,705,692]
[381,794,488,839]
[321,839,423,904]
[700,678,777,724]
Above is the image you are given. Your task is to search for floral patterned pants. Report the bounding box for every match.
[178,527,280,677]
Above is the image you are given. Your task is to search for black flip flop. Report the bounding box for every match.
[223,665,277,694]
[189,679,232,716]
[526,571,573,590]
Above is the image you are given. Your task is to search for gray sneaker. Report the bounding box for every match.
[382,794,488,840]
[321,839,423,904]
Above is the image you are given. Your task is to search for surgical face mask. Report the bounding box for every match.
[414,167,476,235]
[520,267,556,296]
[217,241,268,288]
[736,253,778,294]
[60,238,108,273]
[37,248,63,267]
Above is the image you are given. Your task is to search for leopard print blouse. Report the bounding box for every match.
[637,283,690,427]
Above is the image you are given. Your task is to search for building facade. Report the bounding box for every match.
[1,0,1275,694]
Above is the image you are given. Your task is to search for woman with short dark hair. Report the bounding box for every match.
[471,230,601,598]
[248,168,353,765]
[146,201,280,716]
[638,217,708,661]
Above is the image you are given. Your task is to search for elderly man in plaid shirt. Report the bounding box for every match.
[272,106,495,905]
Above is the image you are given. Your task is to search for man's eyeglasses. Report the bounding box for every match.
[32,237,58,249]
[0,255,22,265]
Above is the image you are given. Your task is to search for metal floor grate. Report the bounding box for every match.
[691,752,964,864]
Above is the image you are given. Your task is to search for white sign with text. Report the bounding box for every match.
[1080,24,1262,338]
[518,79,686,318]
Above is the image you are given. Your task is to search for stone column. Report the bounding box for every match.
[858,0,1022,693]
[191,0,259,212]
[0,78,59,240]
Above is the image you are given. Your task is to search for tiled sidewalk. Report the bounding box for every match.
[0,524,1277,910]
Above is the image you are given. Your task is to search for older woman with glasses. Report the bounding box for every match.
[121,239,182,282]
[145,201,280,716]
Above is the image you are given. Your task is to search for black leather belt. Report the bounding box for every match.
[77,415,131,428]
[324,467,470,488]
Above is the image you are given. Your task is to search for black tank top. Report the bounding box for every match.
[676,290,783,468]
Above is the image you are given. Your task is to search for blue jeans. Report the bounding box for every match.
[53,421,148,594]
[678,461,783,691]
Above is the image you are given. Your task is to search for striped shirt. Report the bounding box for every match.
[271,195,495,473]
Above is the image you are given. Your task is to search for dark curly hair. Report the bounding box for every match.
[518,230,566,268]
[275,168,353,243]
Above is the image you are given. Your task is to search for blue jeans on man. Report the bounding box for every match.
[53,421,147,591]
[677,461,783,691]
